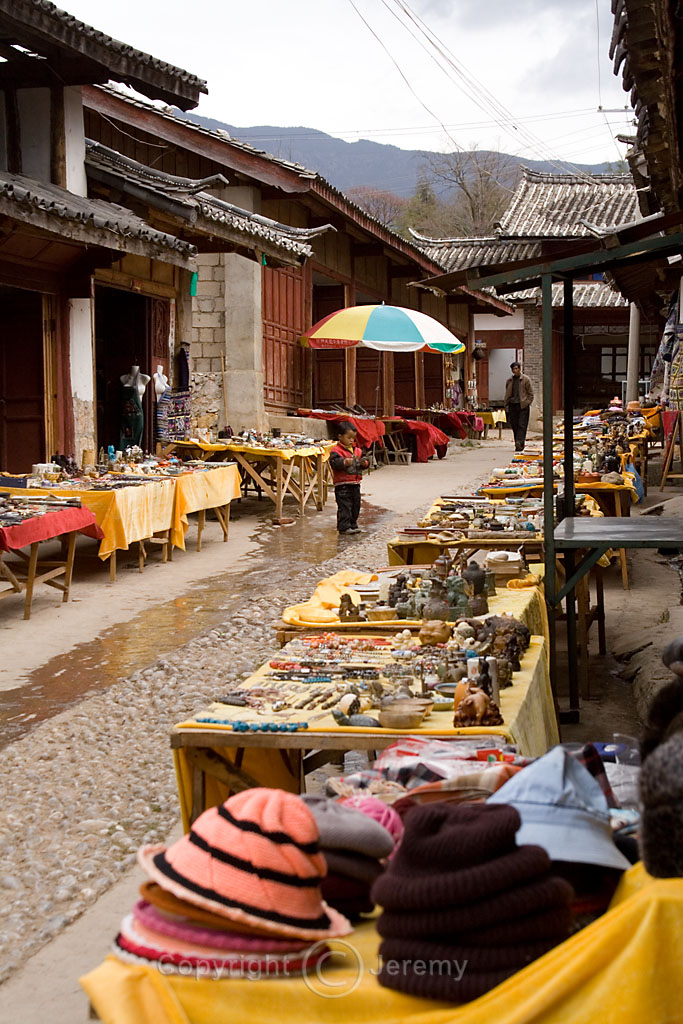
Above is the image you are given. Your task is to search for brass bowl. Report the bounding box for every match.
[378,708,426,730]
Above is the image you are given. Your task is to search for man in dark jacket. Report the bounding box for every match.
[504,361,534,452]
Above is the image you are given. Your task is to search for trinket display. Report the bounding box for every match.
[452,683,504,727]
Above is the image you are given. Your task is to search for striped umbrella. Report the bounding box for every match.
[300,304,465,354]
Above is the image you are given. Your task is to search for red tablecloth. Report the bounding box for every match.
[402,420,449,461]
[0,506,103,553]
[394,406,467,439]
[459,411,485,433]
[298,412,386,448]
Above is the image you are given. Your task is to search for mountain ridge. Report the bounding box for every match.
[173,110,622,197]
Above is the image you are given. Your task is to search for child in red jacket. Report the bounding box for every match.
[328,422,369,534]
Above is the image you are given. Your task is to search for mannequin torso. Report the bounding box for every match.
[153,364,170,398]
[120,365,150,398]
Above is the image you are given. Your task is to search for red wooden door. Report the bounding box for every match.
[394,351,416,407]
[0,287,45,471]
[424,352,444,406]
[262,266,306,410]
[356,347,383,414]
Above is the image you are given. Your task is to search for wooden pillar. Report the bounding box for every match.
[303,261,313,407]
[414,351,425,408]
[345,347,357,407]
[382,352,394,416]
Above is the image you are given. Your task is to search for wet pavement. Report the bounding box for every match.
[0,497,392,749]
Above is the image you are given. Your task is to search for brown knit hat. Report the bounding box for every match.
[373,802,573,1002]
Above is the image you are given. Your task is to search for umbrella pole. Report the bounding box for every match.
[373,352,382,419]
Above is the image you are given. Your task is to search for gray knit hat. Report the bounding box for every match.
[300,795,394,858]
[639,732,683,877]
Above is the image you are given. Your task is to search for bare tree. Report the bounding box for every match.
[346,186,408,229]
[426,147,521,236]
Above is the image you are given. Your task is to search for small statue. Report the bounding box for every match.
[339,593,364,622]
[418,619,453,646]
[422,578,451,621]
[470,590,489,617]
[474,658,493,698]
[445,575,473,620]
[413,578,433,619]
[462,560,486,595]
[388,574,409,608]
[484,569,497,598]
[395,596,415,620]
[431,550,452,581]
[452,683,504,727]
[496,657,513,689]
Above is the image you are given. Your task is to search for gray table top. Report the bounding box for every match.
[554,516,683,548]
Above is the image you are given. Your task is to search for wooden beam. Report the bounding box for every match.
[352,242,385,260]
[82,86,312,194]
[389,264,420,278]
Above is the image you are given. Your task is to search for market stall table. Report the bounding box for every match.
[171,633,553,827]
[0,479,176,581]
[162,440,332,522]
[81,867,683,1024]
[170,465,241,551]
[0,505,103,618]
[478,409,508,439]
[386,533,545,567]
[295,411,386,448]
[277,569,549,646]
[381,419,449,462]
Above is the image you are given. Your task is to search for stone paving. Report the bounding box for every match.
[0,498,427,983]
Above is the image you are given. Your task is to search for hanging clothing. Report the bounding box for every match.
[119,386,144,451]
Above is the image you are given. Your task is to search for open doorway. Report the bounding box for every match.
[95,286,157,452]
[0,286,45,472]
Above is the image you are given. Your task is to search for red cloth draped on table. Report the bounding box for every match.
[402,420,449,461]
[394,406,467,439]
[297,412,386,448]
[0,507,103,552]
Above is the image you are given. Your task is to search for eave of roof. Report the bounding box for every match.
[0,0,206,109]
[85,139,333,265]
[0,171,196,268]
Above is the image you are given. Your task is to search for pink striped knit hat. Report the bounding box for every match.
[138,788,352,939]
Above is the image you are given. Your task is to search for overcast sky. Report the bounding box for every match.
[63,0,632,167]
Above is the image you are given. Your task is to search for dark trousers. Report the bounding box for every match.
[335,483,361,532]
[507,404,530,450]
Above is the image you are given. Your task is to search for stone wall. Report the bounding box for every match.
[523,303,543,430]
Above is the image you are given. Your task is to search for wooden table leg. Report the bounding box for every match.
[138,540,146,573]
[483,424,490,439]
[23,542,40,620]
[62,532,77,603]
[316,454,325,510]
[498,422,503,440]
[594,564,606,655]
[275,457,283,521]
[197,509,206,551]
[298,457,306,516]
[109,550,117,583]
[576,574,591,700]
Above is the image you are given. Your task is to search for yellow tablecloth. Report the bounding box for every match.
[282,571,549,643]
[478,410,507,426]
[171,635,555,827]
[170,439,333,461]
[0,481,176,560]
[171,466,241,550]
[81,865,681,1024]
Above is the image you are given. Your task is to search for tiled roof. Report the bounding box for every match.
[85,140,330,262]
[497,167,637,237]
[0,1,206,109]
[88,86,445,274]
[0,170,196,264]
[409,231,542,273]
[511,281,628,308]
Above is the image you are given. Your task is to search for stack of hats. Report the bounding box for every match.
[302,794,395,919]
[372,802,573,1002]
[113,788,352,977]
